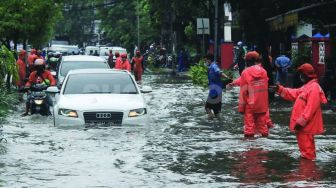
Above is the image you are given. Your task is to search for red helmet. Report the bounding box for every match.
[121,53,127,58]
[245,51,259,62]
[297,63,317,78]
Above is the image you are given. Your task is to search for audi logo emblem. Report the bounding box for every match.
[96,113,112,119]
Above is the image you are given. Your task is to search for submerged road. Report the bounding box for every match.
[0,74,335,187]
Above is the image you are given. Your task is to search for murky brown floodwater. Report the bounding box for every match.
[0,74,335,187]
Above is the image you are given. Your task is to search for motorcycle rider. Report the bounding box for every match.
[22,59,56,116]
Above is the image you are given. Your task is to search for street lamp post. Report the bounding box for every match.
[214,0,218,60]
[137,0,140,50]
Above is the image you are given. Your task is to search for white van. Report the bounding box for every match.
[85,46,100,56]
[98,46,127,62]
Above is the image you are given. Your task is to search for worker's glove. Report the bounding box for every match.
[268,84,279,93]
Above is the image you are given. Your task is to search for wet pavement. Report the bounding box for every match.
[0,74,335,187]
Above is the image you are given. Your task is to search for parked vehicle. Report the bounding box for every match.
[48,45,80,56]
[47,69,152,127]
[85,46,100,56]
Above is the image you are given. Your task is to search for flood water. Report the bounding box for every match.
[0,74,335,187]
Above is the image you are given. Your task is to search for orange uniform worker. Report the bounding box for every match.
[16,50,27,88]
[276,63,327,160]
[131,50,144,82]
[230,77,274,129]
[114,53,131,72]
[36,50,44,60]
[28,49,37,71]
[233,51,270,137]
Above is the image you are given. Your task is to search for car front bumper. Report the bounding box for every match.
[54,109,151,127]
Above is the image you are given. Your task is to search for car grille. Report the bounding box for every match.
[83,112,123,125]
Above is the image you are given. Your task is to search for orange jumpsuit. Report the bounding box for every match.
[16,51,27,87]
[278,79,327,160]
[115,59,131,72]
[132,56,144,81]
[28,49,37,71]
[238,64,269,137]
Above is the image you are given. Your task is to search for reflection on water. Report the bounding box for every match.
[0,74,335,187]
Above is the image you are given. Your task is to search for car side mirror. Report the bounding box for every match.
[140,86,152,93]
[46,86,60,94]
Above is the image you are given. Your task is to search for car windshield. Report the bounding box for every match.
[60,61,108,76]
[63,73,138,95]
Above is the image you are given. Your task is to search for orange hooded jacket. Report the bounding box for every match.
[278,79,327,134]
[238,64,269,113]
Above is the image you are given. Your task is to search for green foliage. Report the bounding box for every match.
[190,59,208,88]
[146,53,156,69]
[97,0,159,51]
[56,0,96,46]
[291,45,312,69]
[184,22,194,40]
[0,88,19,120]
[0,0,62,48]
[0,46,19,119]
[0,45,18,83]
[190,59,234,88]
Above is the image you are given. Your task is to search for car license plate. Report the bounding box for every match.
[86,121,120,127]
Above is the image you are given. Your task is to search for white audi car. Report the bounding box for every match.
[47,69,152,127]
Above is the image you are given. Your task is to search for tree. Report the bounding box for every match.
[55,0,97,46]
[96,0,160,52]
[0,0,62,48]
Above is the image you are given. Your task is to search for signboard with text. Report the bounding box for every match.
[197,18,210,35]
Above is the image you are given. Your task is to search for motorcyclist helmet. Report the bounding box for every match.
[54,51,61,58]
[34,59,46,74]
[47,52,53,58]
[121,53,127,59]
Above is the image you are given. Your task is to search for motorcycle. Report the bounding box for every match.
[25,84,51,116]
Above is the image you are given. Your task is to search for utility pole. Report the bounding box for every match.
[137,0,140,50]
[214,0,218,60]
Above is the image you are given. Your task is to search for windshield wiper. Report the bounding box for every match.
[84,91,112,94]
[120,91,138,94]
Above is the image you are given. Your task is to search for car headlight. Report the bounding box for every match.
[128,108,147,117]
[59,109,78,118]
[34,99,44,105]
